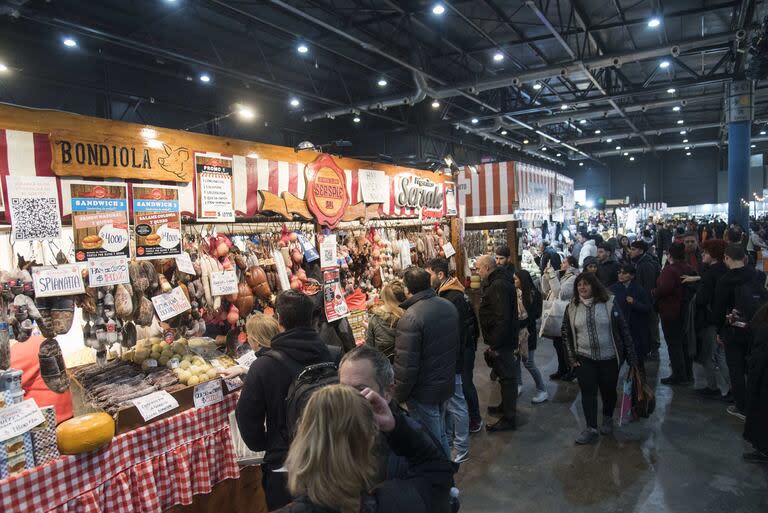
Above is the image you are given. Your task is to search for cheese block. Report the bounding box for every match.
[56,412,115,455]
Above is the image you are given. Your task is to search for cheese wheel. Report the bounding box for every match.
[56,412,115,454]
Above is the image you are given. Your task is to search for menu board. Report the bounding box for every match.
[132,185,182,259]
[70,181,130,262]
[196,154,235,222]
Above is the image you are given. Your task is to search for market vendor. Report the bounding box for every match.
[10,335,73,424]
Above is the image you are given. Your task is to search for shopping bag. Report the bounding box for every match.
[618,378,634,426]
[229,410,264,465]
[630,367,656,418]
[539,299,568,339]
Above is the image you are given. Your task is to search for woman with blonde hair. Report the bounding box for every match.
[219,312,280,379]
[366,280,406,362]
[275,384,453,513]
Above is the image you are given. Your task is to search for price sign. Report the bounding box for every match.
[210,271,238,296]
[151,286,192,321]
[193,379,224,409]
[224,377,243,391]
[236,350,258,369]
[131,390,180,421]
[32,265,85,298]
[0,399,45,443]
[175,252,196,275]
[443,242,456,258]
[320,234,338,269]
[88,256,130,287]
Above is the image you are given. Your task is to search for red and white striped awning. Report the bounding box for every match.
[456,161,516,218]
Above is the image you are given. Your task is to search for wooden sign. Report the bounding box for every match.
[305,154,349,228]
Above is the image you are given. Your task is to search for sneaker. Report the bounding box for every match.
[695,387,721,397]
[720,390,735,403]
[469,420,484,433]
[531,390,549,404]
[454,451,470,464]
[486,417,516,432]
[486,404,503,416]
[518,384,523,395]
[726,405,746,421]
[561,370,576,382]
[575,428,599,445]
[743,450,768,464]
[599,417,614,435]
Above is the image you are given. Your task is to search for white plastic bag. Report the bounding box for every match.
[539,299,568,339]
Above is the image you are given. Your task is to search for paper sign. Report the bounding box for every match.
[7,175,62,241]
[320,234,338,269]
[132,185,182,259]
[224,377,243,391]
[0,399,45,443]
[175,252,196,275]
[358,169,389,203]
[323,269,350,322]
[151,286,192,321]
[88,256,130,287]
[444,182,457,216]
[399,240,412,268]
[272,249,291,291]
[193,379,224,409]
[443,242,456,258]
[210,271,238,296]
[70,181,130,262]
[196,154,235,222]
[32,265,86,298]
[298,232,319,263]
[236,350,258,369]
[132,390,180,421]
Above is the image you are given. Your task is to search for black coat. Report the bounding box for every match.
[596,258,620,287]
[436,281,472,374]
[745,319,768,452]
[609,281,651,357]
[713,266,765,336]
[235,327,333,468]
[632,252,661,295]
[540,247,561,273]
[274,410,454,513]
[521,286,543,351]
[694,261,728,326]
[394,289,459,404]
[478,267,519,351]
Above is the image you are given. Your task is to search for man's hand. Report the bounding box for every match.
[626,296,634,304]
[681,275,700,284]
[361,387,395,432]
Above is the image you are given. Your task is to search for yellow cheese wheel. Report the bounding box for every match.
[470,275,481,282]
[470,282,481,289]
[56,412,115,455]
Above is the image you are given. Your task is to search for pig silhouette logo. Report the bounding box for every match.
[157,144,190,179]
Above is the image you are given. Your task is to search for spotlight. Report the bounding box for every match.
[594,129,601,134]
[523,139,530,144]
[199,73,211,83]
[289,98,300,107]
[556,153,562,157]
[752,144,757,148]
[673,106,681,112]
[683,139,689,143]
[533,83,542,90]
[353,116,361,123]
[432,3,445,15]
[615,146,621,150]
[659,60,670,69]
[579,119,587,125]
[686,151,691,156]
[680,130,687,135]
[630,156,635,161]
[63,37,77,48]
[677,120,684,124]
[648,17,661,28]
[606,138,613,143]
[297,43,309,54]
[493,52,504,62]
[761,130,767,135]
[667,88,676,94]
[0,63,7,72]
[471,118,479,124]
[501,130,508,135]
[377,78,388,87]
[623,152,629,156]
[236,105,256,120]
[579,162,584,166]
[684,146,690,150]
[431,99,440,109]
[561,104,569,110]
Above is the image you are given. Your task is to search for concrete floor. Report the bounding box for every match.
[456,340,768,513]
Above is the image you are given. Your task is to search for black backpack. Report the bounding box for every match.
[731,271,768,331]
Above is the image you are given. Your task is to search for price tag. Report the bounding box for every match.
[131,390,179,421]
[193,379,224,409]
[175,252,196,275]
[236,350,258,369]
[210,271,238,296]
[320,234,338,269]
[224,377,243,391]
[88,256,130,287]
[151,286,192,321]
[443,242,456,258]
[32,265,85,298]
[0,399,45,443]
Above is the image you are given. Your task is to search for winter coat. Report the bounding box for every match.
[436,277,472,374]
[712,266,767,336]
[478,267,519,351]
[653,261,694,321]
[367,306,399,361]
[745,318,768,453]
[520,284,543,351]
[394,289,459,404]
[571,240,583,260]
[609,281,651,357]
[540,247,562,273]
[235,327,333,468]
[562,296,639,368]
[578,239,597,268]
[596,257,621,288]
[541,267,579,302]
[694,261,728,326]
[632,252,661,295]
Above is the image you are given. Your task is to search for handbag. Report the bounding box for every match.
[539,299,568,339]
[630,366,656,418]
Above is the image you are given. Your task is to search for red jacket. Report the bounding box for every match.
[653,261,694,321]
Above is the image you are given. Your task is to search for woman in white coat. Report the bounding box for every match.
[541,255,580,380]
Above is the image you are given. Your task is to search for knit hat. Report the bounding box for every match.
[583,256,598,268]
[701,239,727,261]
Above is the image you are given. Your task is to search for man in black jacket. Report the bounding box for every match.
[596,242,620,287]
[235,290,334,511]
[630,240,662,358]
[477,254,519,432]
[495,245,516,275]
[395,267,459,456]
[539,240,562,273]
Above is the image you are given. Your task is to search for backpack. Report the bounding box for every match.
[731,271,768,331]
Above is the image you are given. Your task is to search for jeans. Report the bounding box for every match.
[517,349,547,392]
[444,374,470,457]
[724,335,749,412]
[462,341,481,425]
[648,310,661,353]
[662,317,692,381]
[575,357,619,429]
[407,399,449,456]
[490,347,518,423]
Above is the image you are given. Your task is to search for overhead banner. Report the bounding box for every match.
[132,185,182,259]
[70,181,130,262]
[196,154,235,222]
[6,175,62,241]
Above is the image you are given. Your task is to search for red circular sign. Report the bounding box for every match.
[304,154,349,228]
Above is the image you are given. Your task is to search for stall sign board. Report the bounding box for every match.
[196,154,235,222]
[323,269,350,322]
[132,390,180,422]
[193,379,224,409]
[6,175,62,241]
[394,175,444,212]
[71,182,130,262]
[0,399,45,443]
[319,234,338,269]
[358,169,389,204]
[175,252,196,275]
[32,265,85,298]
[88,257,130,287]
[305,154,349,228]
[210,271,238,296]
[132,185,182,259]
[151,286,192,321]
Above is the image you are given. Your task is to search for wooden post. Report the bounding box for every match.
[507,220,520,270]
[450,217,464,281]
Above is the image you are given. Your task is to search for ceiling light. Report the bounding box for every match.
[683,139,688,143]
[680,130,687,135]
[686,151,691,156]
[751,144,756,148]
[615,146,621,150]
[63,37,77,48]
[606,138,613,143]
[677,119,684,124]
[673,106,681,112]
[432,3,445,15]
[667,88,676,94]
[431,100,440,109]
[579,119,587,125]
[561,104,569,110]
[471,118,479,124]
[594,129,601,134]
[630,156,635,161]
[501,130,508,135]
[659,60,670,69]
[648,17,661,28]
[761,131,767,135]
[0,63,7,72]
[579,162,584,166]
[247,152,259,159]
[353,116,361,123]
[523,139,530,144]
[541,147,547,151]
[493,52,504,62]
[556,153,562,157]
[297,43,309,54]
[290,98,300,107]
[236,105,256,120]
[623,152,629,156]
[377,78,388,87]
[199,73,211,83]
[532,83,542,90]
[684,146,690,150]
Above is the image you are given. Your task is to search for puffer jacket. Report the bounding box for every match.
[366,306,399,361]
[542,267,579,301]
[632,251,661,294]
[478,267,519,350]
[436,277,471,374]
[394,289,459,404]
[578,239,597,267]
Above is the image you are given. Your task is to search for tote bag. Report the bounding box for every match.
[539,299,569,339]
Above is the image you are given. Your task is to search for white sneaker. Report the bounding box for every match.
[518,384,523,395]
[531,390,549,404]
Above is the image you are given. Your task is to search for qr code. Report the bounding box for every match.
[11,197,61,240]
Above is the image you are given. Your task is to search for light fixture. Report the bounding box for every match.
[594,129,601,134]
[616,145,621,150]
[751,144,757,148]
[297,43,309,54]
[377,78,388,87]
[199,73,211,83]
[673,106,681,112]
[761,130,767,135]
[685,146,690,150]
[533,83,542,90]
[471,118,479,124]
[623,152,629,156]
[579,119,587,125]
[648,17,661,28]
[556,153,562,157]
[63,37,77,48]
[686,151,691,156]
[290,97,300,107]
[683,139,689,143]
[630,156,635,161]
[561,104,569,110]
[680,130,687,135]
[579,162,584,167]
[659,60,670,69]
[431,99,440,109]
[606,138,613,143]
[493,52,504,62]
[667,88,676,94]
[677,119,684,124]
[0,63,7,72]
[353,116,361,123]
[432,3,445,15]
[139,128,157,139]
[501,130,508,135]
[236,104,256,120]
[247,152,259,159]
[523,139,530,144]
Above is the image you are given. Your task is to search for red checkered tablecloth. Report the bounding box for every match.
[1,392,241,513]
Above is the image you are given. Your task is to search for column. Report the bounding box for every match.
[727,81,753,231]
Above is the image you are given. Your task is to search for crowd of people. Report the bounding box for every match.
[226,217,768,513]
